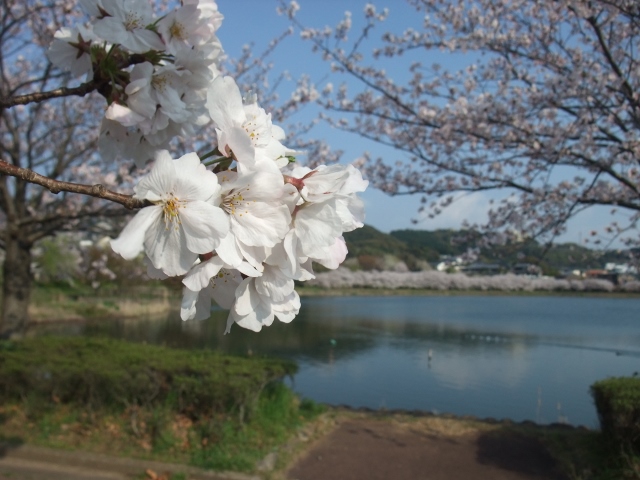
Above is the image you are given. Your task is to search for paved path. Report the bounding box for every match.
[286,418,568,480]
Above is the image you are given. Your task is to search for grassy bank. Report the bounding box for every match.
[0,337,323,473]
[27,283,180,323]
[22,282,640,326]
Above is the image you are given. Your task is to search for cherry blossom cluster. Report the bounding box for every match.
[46,0,367,333]
[308,268,620,293]
[48,0,224,166]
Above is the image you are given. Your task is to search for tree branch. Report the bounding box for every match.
[0,80,99,109]
[584,12,640,128]
[0,160,149,210]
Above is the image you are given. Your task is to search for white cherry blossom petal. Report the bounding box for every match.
[215,232,244,267]
[309,236,348,269]
[110,206,162,259]
[233,277,260,316]
[181,287,212,321]
[218,125,255,166]
[210,269,243,309]
[180,201,229,253]
[105,103,146,127]
[144,215,198,276]
[207,75,245,128]
[182,256,224,292]
[135,151,174,201]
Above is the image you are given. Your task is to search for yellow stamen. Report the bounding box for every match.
[162,196,182,229]
[169,22,186,41]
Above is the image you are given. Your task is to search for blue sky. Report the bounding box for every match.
[216,0,624,247]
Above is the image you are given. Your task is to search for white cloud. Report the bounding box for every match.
[362,188,493,233]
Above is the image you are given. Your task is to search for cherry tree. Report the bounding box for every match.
[286,0,640,246]
[0,0,366,338]
[0,0,137,336]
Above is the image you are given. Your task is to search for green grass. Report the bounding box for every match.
[0,384,325,473]
[190,383,324,471]
[526,424,640,480]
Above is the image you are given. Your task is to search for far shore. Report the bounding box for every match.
[296,285,640,299]
[14,283,640,325]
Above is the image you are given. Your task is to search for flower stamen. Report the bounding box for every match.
[163,195,183,229]
[223,187,255,217]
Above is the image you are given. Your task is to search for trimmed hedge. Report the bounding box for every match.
[591,377,640,452]
[0,336,297,419]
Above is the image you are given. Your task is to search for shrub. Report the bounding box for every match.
[0,337,297,421]
[591,377,640,453]
[358,255,384,271]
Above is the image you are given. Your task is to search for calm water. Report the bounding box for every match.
[36,295,640,427]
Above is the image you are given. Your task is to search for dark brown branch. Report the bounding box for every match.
[0,80,98,109]
[0,160,149,210]
[585,13,640,128]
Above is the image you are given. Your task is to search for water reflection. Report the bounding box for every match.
[31,295,640,427]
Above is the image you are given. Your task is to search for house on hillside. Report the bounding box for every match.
[585,269,619,285]
[605,262,638,275]
[461,263,502,276]
[436,255,464,272]
[512,263,542,276]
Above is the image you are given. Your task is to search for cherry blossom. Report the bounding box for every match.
[215,169,292,269]
[207,76,292,168]
[181,267,244,322]
[92,0,165,53]
[308,268,620,293]
[226,265,301,333]
[180,255,259,322]
[126,63,192,131]
[110,151,229,276]
[157,3,216,54]
[47,26,95,78]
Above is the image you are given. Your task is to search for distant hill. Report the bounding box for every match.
[389,229,479,261]
[342,225,631,273]
[342,225,412,259]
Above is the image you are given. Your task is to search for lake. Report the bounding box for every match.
[37,294,640,427]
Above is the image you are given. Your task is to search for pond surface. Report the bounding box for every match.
[37,294,640,427]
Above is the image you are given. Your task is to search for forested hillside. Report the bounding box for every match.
[343,226,632,272]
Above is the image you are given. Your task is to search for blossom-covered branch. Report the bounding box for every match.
[287,0,640,246]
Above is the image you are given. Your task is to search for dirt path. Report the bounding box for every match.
[285,416,568,480]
